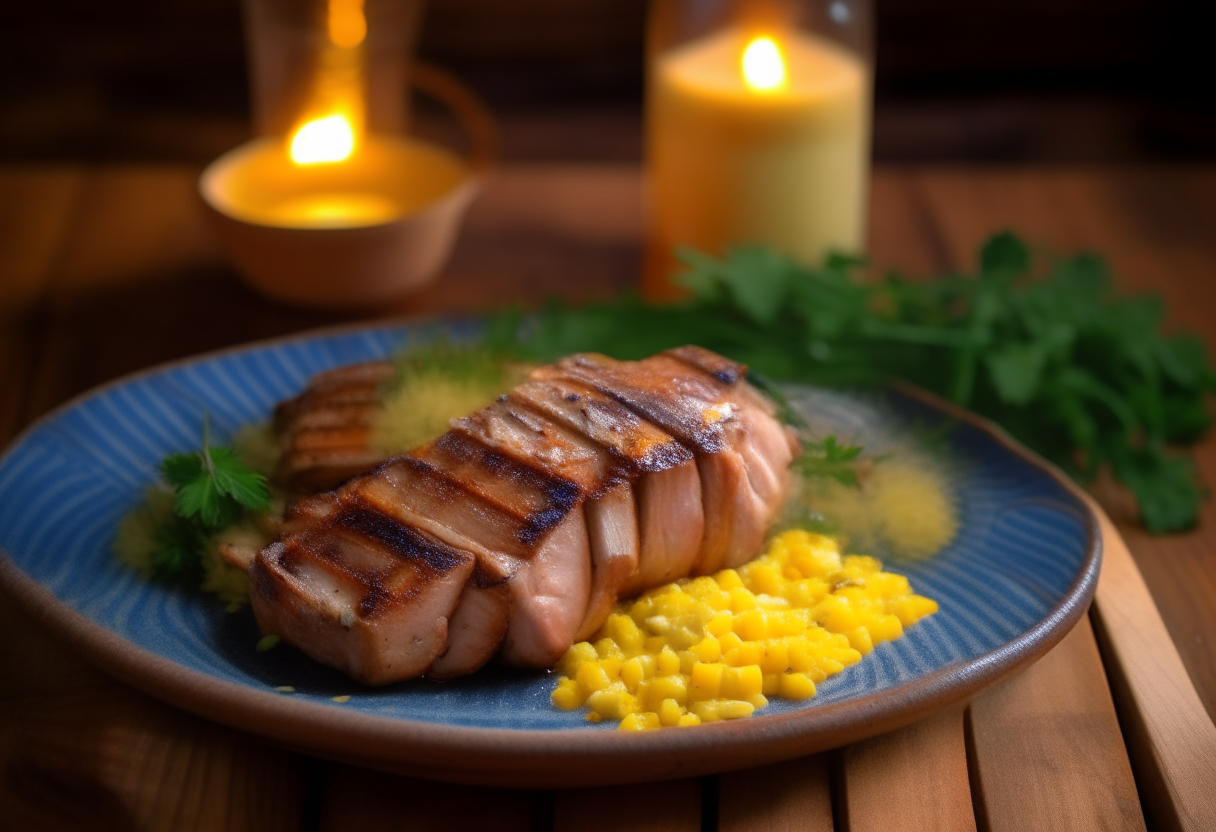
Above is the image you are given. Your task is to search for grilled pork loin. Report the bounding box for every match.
[250,346,798,685]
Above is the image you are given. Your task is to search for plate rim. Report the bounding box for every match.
[0,321,1102,788]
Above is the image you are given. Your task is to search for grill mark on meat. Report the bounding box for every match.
[550,354,731,454]
[333,505,468,576]
[450,397,629,498]
[663,345,744,386]
[252,346,797,684]
[509,377,692,474]
[414,431,581,545]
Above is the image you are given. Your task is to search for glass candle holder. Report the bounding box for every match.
[644,0,873,299]
[200,0,496,308]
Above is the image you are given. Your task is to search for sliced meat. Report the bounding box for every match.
[249,500,474,685]
[427,579,511,679]
[622,459,705,595]
[251,346,798,685]
[274,361,396,492]
[576,481,640,642]
[510,377,691,473]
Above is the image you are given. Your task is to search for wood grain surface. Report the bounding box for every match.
[1,163,1214,831]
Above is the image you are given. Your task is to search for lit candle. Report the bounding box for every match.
[207,0,468,232]
[199,0,484,306]
[645,26,870,298]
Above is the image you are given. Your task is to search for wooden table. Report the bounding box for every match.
[2,164,1215,831]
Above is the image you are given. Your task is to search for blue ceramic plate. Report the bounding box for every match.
[0,320,1099,787]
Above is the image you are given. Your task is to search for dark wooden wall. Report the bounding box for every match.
[4,0,1213,162]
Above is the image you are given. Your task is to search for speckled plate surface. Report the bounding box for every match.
[0,320,1099,787]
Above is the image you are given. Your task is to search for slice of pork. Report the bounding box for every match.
[249,501,474,685]
[576,481,640,642]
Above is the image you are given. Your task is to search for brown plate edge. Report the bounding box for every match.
[0,342,1102,789]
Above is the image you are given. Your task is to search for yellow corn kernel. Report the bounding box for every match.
[640,674,689,710]
[723,641,763,668]
[721,664,763,700]
[718,631,744,655]
[729,586,758,612]
[558,641,597,676]
[678,650,698,675]
[843,554,882,574]
[635,653,658,679]
[868,613,904,644]
[716,569,744,590]
[551,677,585,710]
[594,637,623,659]
[746,693,768,709]
[759,640,789,674]
[762,673,782,696]
[586,687,639,720]
[576,663,612,695]
[618,712,662,731]
[677,713,702,727]
[845,626,873,654]
[734,609,768,641]
[585,712,603,722]
[780,672,817,700]
[815,595,859,632]
[644,635,667,654]
[656,646,681,676]
[688,635,719,664]
[707,611,733,637]
[748,562,782,596]
[694,699,754,721]
[894,595,939,626]
[689,662,724,701]
[658,698,683,727]
[620,656,645,692]
[604,613,644,654]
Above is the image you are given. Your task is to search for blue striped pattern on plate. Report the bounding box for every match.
[0,321,1092,730]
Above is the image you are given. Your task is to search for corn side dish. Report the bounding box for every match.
[551,529,938,730]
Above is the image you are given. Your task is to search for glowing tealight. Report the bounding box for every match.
[290,114,356,165]
[328,0,367,49]
[741,37,787,91]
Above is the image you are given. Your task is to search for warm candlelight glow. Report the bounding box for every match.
[328,0,367,48]
[290,114,356,164]
[741,37,787,91]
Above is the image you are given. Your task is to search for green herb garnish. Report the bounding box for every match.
[794,436,866,487]
[150,415,271,580]
[493,232,1214,532]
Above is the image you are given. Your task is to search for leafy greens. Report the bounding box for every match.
[489,232,1213,533]
[151,416,271,580]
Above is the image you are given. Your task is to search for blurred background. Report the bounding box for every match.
[3,0,1213,165]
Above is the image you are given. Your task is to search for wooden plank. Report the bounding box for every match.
[553,779,701,832]
[967,618,1146,832]
[839,706,975,832]
[867,168,954,278]
[915,168,1216,719]
[0,166,83,316]
[318,764,536,831]
[0,599,304,832]
[390,164,645,316]
[718,754,833,832]
[0,166,83,444]
[0,163,311,832]
[1089,505,1216,832]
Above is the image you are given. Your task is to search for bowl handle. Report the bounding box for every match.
[409,62,499,175]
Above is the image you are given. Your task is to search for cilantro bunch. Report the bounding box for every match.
[151,417,271,580]
[495,232,1213,532]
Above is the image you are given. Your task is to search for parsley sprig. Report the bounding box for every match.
[494,232,1214,532]
[794,436,866,487]
[151,416,271,580]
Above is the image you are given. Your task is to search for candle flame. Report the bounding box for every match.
[742,37,787,91]
[328,0,366,48]
[290,114,356,164]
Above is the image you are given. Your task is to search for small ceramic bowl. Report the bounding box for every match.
[199,66,495,309]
